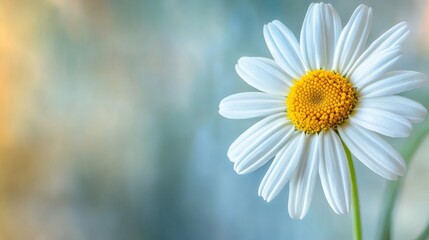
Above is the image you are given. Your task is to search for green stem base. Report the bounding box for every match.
[343,142,362,240]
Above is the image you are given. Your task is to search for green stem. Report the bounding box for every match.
[343,142,362,240]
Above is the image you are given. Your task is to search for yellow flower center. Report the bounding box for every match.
[286,69,357,134]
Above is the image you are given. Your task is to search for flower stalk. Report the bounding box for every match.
[343,142,362,240]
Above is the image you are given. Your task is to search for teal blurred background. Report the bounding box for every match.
[1,0,428,239]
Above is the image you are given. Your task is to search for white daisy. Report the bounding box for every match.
[219,3,427,219]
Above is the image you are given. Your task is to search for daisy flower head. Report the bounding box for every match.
[219,3,427,219]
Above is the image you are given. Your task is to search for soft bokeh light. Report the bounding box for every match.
[0,0,428,239]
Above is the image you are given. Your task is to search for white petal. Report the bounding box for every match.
[264,20,305,79]
[348,22,409,76]
[300,3,318,70]
[358,96,427,123]
[338,123,406,180]
[258,131,305,202]
[324,3,343,67]
[300,3,342,70]
[350,46,401,89]
[319,131,350,214]
[228,113,285,163]
[360,71,428,97]
[288,133,320,219]
[332,4,372,75]
[219,92,286,119]
[236,57,292,95]
[349,108,412,138]
[227,113,294,174]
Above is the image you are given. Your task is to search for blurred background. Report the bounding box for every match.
[1,0,429,239]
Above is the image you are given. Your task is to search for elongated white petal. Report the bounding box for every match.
[236,57,292,95]
[288,133,320,219]
[319,131,351,214]
[338,123,406,180]
[300,3,319,70]
[360,71,428,97]
[258,132,305,202]
[348,22,409,76]
[228,113,285,163]
[332,5,372,75]
[264,20,305,79]
[350,108,412,138]
[300,3,342,70]
[324,4,343,67]
[219,92,286,119]
[233,124,293,175]
[350,47,401,89]
[359,96,427,123]
[227,114,294,174]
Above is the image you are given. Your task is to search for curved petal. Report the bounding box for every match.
[324,3,343,68]
[332,4,372,75]
[258,131,305,202]
[319,131,350,214]
[264,20,305,79]
[338,123,406,180]
[288,133,320,219]
[227,113,294,174]
[300,3,342,70]
[358,96,427,123]
[350,46,401,89]
[219,92,286,119]
[299,3,316,71]
[349,108,412,138]
[360,71,428,97]
[236,57,292,95]
[228,113,285,163]
[348,22,409,76]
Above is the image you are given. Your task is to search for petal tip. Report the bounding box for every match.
[397,165,406,176]
[237,56,250,64]
[271,19,282,25]
[227,149,237,162]
[234,163,250,175]
[266,194,275,203]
